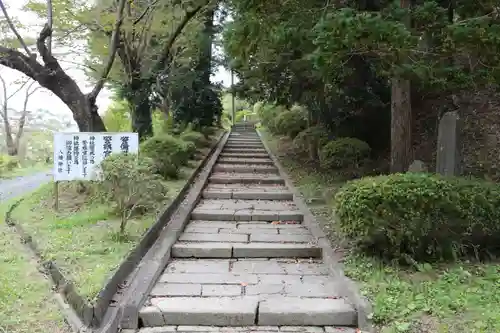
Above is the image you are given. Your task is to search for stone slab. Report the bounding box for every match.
[139,306,165,326]
[218,158,274,165]
[223,149,267,153]
[232,243,321,258]
[220,153,270,158]
[179,232,248,243]
[257,297,357,326]
[151,297,258,326]
[232,191,293,200]
[213,165,279,174]
[159,272,259,285]
[202,284,243,296]
[249,233,313,243]
[165,260,231,273]
[172,243,233,258]
[150,283,202,297]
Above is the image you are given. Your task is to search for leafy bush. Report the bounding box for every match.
[319,137,370,169]
[292,126,330,156]
[274,105,308,138]
[140,134,191,178]
[99,153,168,234]
[180,130,207,147]
[257,103,286,133]
[200,126,218,139]
[334,173,500,262]
[0,154,19,174]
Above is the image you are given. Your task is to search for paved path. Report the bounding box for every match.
[136,126,358,332]
[0,171,52,202]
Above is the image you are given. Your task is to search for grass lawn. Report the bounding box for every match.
[10,148,212,304]
[0,199,70,333]
[0,162,50,179]
[261,130,500,333]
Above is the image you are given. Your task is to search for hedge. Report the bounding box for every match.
[293,126,330,156]
[274,105,308,138]
[319,137,370,169]
[333,172,500,262]
[140,134,191,179]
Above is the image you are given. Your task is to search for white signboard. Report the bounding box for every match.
[53,132,139,181]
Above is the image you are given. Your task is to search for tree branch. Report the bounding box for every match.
[133,0,161,25]
[0,73,7,120]
[0,0,33,56]
[15,81,39,146]
[36,24,61,70]
[88,0,128,102]
[46,0,53,54]
[0,45,46,81]
[152,0,210,75]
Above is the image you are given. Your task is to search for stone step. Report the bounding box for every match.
[141,297,355,327]
[138,326,360,333]
[141,259,356,327]
[173,222,320,258]
[223,149,267,153]
[225,144,265,149]
[209,173,285,185]
[220,153,270,158]
[213,164,279,174]
[195,198,297,211]
[227,137,261,140]
[203,184,292,200]
[203,189,293,200]
[173,242,321,258]
[218,158,274,165]
[190,208,303,221]
[228,136,260,139]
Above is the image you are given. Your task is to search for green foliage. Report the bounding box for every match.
[199,126,218,139]
[0,154,19,174]
[257,103,287,133]
[292,126,330,156]
[102,100,131,132]
[319,138,371,170]
[140,134,191,179]
[274,106,307,138]
[180,130,207,147]
[99,153,168,234]
[235,109,256,122]
[170,81,224,130]
[334,173,500,262]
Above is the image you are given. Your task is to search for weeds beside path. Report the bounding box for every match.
[0,199,69,333]
[261,130,500,333]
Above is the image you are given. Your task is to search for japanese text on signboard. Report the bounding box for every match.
[53,132,139,181]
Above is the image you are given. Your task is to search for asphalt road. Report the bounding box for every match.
[0,171,52,203]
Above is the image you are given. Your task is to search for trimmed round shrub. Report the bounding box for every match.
[200,126,218,139]
[180,130,206,147]
[334,173,500,262]
[257,104,286,133]
[319,137,370,169]
[140,134,191,178]
[274,105,307,138]
[292,126,330,156]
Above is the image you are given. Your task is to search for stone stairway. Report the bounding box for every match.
[137,125,358,333]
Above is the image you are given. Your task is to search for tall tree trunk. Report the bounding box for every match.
[2,117,17,156]
[390,77,412,172]
[126,75,153,140]
[390,0,413,173]
[198,7,215,86]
